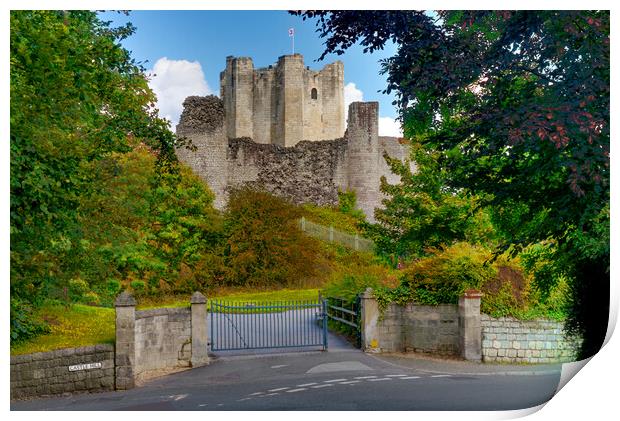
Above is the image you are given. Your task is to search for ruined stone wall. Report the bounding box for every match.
[176,96,409,219]
[176,96,229,209]
[227,137,348,207]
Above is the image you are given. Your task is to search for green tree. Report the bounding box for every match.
[295,10,609,358]
[367,141,494,259]
[10,11,178,339]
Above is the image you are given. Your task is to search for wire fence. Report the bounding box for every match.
[298,217,375,252]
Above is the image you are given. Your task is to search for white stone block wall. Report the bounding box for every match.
[481,315,580,363]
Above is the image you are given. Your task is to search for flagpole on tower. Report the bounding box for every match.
[289,27,295,54]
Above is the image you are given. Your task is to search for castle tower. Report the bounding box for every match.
[345,102,380,222]
[275,54,305,146]
[220,56,254,139]
[220,54,344,146]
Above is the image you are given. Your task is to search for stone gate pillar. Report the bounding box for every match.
[190,292,209,367]
[459,290,483,361]
[115,291,136,390]
[360,288,380,352]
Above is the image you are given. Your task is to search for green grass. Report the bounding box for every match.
[301,204,364,235]
[136,288,320,310]
[10,302,115,356]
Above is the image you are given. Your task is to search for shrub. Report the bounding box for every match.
[385,241,568,319]
[82,291,101,306]
[106,279,122,297]
[321,246,399,303]
[401,242,496,305]
[223,188,324,288]
[337,189,366,220]
[10,298,50,345]
[68,278,90,302]
[130,280,146,296]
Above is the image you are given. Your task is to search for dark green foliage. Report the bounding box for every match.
[11,11,177,311]
[366,141,495,259]
[10,299,51,344]
[337,190,366,220]
[296,10,609,358]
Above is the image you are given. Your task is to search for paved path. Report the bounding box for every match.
[208,307,352,357]
[12,344,563,411]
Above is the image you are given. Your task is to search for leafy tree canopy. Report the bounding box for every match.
[11,11,177,304]
[294,10,609,357]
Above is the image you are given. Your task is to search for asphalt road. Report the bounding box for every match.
[11,345,563,411]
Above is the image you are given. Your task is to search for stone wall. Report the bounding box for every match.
[364,302,460,355]
[176,98,410,221]
[134,307,192,383]
[359,289,481,359]
[481,315,580,363]
[116,292,209,388]
[10,344,115,399]
[227,137,348,207]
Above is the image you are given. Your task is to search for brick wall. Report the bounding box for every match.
[134,307,192,383]
[10,344,115,399]
[481,315,580,363]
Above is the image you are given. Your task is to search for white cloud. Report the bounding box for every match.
[379,116,404,137]
[147,57,211,129]
[344,82,403,137]
[344,82,364,110]
[343,82,364,126]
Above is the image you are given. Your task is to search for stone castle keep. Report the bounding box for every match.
[176,54,410,220]
[221,54,344,146]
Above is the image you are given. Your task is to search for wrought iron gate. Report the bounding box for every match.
[209,300,328,352]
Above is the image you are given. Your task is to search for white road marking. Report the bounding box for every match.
[311,384,334,389]
[354,375,377,379]
[338,380,361,384]
[265,393,280,396]
[286,388,307,393]
[386,374,407,377]
[173,394,188,401]
[198,404,208,407]
[237,398,251,402]
[297,382,318,387]
[431,374,452,378]
[268,387,290,392]
[323,378,348,383]
[400,376,421,380]
[249,392,264,396]
[368,377,393,382]
[271,365,288,369]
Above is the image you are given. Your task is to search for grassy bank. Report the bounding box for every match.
[10,303,115,356]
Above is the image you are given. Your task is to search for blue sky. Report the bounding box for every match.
[99,10,402,135]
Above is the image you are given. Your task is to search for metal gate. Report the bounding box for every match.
[209,299,328,352]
